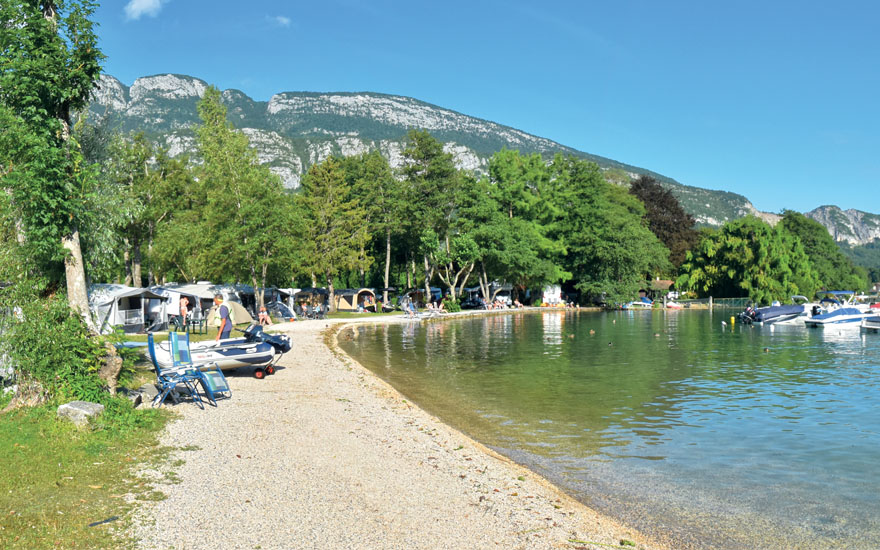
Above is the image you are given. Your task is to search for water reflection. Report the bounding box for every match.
[338,312,880,549]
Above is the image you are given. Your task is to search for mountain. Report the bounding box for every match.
[805,206,880,246]
[88,74,877,243]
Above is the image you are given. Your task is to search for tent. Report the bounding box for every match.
[205,300,255,327]
[89,284,167,334]
[294,288,329,306]
[335,289,377,312]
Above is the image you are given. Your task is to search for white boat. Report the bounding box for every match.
[804,291,871,329]
[151,324,291,378]
[739,296,820,325]
[622,298,653,310]
[862,316,880,333]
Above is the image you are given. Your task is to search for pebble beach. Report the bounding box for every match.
[134,315,670,550]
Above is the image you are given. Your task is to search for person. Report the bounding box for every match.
[258,305,273,326]
[179,296,189,330]
[213,294,235,341]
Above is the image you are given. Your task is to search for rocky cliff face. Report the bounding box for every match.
[88,73,876,237]
[806,206,880,246]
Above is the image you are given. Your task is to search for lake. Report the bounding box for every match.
[337,310,880,549]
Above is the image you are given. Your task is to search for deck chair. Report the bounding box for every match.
[169,332,231,406]
[147,333,204,409]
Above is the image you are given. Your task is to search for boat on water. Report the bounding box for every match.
[151,324,291,378]
[804,291,871,329]
[739,296,818,325]
[862,316,880,333]
[622,297,653,310]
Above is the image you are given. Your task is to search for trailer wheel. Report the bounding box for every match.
[266,365,275,375]
[254,369,266,379]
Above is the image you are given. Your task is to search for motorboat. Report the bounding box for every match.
[151,324,291,378]
[739,296,816,325]
[862,316,880,333]
[804,291,870,329]
[622,297,653,310]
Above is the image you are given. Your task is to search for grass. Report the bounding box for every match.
[0,396,171,550]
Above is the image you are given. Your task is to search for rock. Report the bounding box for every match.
[138,383,160,401]
[119,387,143,408]
[57,401,105,427]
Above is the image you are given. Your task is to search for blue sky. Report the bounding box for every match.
[95,0,879,214]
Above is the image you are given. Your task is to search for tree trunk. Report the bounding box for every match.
[423,254,433,302]
[479,262,490,304]
[327,273,336,313]
[359,243,366,288]
[123,242,132,286]
[63,225,96,332]
[383,229,391,305]
[131,239,142,288]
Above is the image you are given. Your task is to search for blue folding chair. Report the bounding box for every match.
[169,332,231,407]
[146,333,204,409]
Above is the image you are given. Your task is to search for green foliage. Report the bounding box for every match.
[0,0,104,282]
[548,155,671,304]
[298,156,370,306]
[0,285,105,402]
[839,238,880,283]
[443,298,462,313]
[677,216,819,304]
[629,175,700,269]
[780,211,867,291]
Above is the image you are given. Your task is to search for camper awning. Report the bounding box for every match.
[88,284,165,306]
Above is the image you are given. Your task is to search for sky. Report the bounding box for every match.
[93,0,879,214]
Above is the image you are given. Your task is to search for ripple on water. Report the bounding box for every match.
[339,312,880,549]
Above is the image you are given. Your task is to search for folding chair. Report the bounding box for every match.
[147,334,204,409]
[169,332,231,407]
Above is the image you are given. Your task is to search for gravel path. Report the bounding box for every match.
[134,316,669,550]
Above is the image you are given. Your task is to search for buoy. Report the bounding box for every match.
[730,316,735,327]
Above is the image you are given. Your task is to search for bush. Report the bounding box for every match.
[0,288,106,403]
[444,298,462,313]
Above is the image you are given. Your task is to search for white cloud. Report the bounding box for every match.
[124,0,167,21]
[271,15,291,27]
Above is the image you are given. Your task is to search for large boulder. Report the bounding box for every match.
[57,401,105,427]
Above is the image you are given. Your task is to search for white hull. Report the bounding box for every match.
[152,337,278,371]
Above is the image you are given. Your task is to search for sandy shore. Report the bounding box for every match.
[134,313,670,550]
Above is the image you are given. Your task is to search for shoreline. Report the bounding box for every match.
[133,310,675,550]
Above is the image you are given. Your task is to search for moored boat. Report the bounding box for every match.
[862,316,880,333]
[804,291,872,328]
[151,324,291,377]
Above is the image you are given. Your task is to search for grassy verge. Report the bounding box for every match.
[0,395,172,550]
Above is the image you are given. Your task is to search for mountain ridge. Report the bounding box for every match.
[88,73,878,245]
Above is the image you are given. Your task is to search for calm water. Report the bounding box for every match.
[338,311,880,549]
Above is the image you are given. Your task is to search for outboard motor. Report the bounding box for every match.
[242,323,292,354]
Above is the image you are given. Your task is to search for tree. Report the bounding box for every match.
[194,86,301,304]
[341,151,404,304]
[298,157,370,312]
[779,210,868,292]
[400,130,459,297]
[481,150,567,300]
[0,0,104,329]
[677,216,819,304]
[549,156,670,305]
[628,175,700,269]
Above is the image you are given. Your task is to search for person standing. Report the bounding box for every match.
[213,294,235,341]
[179,296,189,330]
